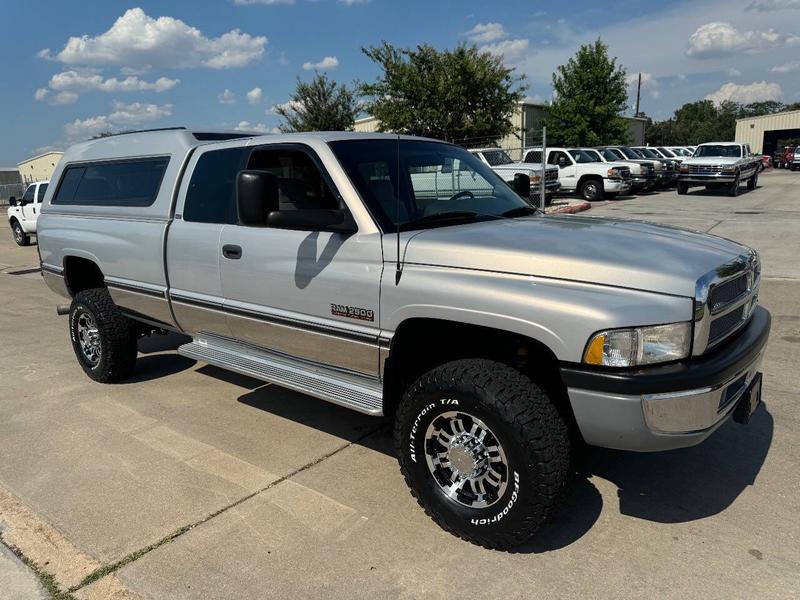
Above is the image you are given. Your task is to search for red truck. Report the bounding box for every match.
[774,145,795,168]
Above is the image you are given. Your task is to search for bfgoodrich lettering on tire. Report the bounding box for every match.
[394,359,570,550]
[69,288,138,383]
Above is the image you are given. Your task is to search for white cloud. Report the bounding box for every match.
[43,8,266,70]
[218,89,236,104]
[479,39,529,61]
[705,81,782,105]
[34,88,49,101]
[47,70,177,95]
[727,67,742,77]
[339,0,371,5]
[51,91,80,105]
[246,87,263,104]
[302,56,339,70]
[746,0,800,10]
[687,21,796,58]
[270,99,303,115]
[626,72,660,99]
[463,23,506,43]
[64,101,173,138]
[771,61,800,72]
[234,121,279,133]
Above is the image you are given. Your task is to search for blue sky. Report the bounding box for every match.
[2,0,799,165]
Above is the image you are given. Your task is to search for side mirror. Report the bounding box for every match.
[8,196,16,206]
[558,157,567,168]
[266,208,357,234]
[18,198,28,207]
[513,173,531,198]
[236,170,279,226]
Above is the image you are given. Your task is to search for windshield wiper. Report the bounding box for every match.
[399,211,499,231]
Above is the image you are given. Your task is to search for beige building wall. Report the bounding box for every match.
[16,151,64,184]
[735,110,800,154]
[354,103,646,157]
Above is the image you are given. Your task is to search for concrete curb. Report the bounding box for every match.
[546,200,591,215]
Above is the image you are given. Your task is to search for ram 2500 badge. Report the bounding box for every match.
[38,129,770,550]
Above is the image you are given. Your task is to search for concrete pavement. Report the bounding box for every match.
[0,169,798,599]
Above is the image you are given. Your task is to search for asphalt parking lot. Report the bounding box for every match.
[0,169,798,599]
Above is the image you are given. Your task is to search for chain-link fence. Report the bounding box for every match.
[0,182,25,207]
[452,127,552,209]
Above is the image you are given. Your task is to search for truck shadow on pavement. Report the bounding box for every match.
[195,364,774,555]
[122,332,196,384]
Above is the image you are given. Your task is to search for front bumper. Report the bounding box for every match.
[560,306,771,452]
[679,173,736,184]
[631,177,656,191]
[604,178,632,193]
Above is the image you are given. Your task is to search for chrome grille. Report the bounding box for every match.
[686,165,724,174]
[545,169,559,182]
[709,274,749,313]
[709,305,745,344]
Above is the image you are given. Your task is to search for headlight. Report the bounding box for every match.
[721,167,736,174]
[583,322,691,367]
[607,168,622,179]
[529,175,541,184]
[680,165,688,173]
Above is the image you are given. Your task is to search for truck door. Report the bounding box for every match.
[549,150,577,191]
[166,146,249,338]
[218,143,383,378]
[31,182,48,222]
[19,184,36,225]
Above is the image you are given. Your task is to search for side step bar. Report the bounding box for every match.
[178,335,384,416]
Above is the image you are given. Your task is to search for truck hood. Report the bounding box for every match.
[397,215,749,297]
[492,162,557,176]
[683,156,740,166]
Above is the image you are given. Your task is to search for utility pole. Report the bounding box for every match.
[635,72,642,117]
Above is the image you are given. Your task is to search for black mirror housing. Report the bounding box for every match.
[8,196,16,206]
[513,173,531,198]
[236,170,279,226]
[267,209,357,234]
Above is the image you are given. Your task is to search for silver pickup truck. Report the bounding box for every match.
[38,129,770,550]
[678,142,762,196]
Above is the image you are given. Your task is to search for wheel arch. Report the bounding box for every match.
[63,255,106,297]
[383,317,579,436]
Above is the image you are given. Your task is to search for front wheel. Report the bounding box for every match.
[69,288,138,382]
[579,179,604,202]
[728,173,741,197]
[394,359,571,550]
[605,192,619,200]
[11,221,30,246]
[677,182,688,195]
[747,172,758,190]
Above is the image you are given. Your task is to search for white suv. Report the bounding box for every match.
[7,180,49,246]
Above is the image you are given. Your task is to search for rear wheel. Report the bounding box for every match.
[69,288,138,382]
[579,179,604,201]
[10,220,30,246]
[677,182,688,195]
[395,359,571,550]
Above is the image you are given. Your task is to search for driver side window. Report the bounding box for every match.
[22,185,35,203]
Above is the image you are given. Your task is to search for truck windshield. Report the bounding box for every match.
[329,139,534,232]
[568,149,601,163]
[636,148,660,159]
[479,149,513,166]
[657,147,676,157]
[695,145,742,158]
[616,148,642,160]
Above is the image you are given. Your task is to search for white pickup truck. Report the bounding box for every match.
[469,148,560,204]
[7,180,49,246]
[524,147,632,201]
[677,142,761,196]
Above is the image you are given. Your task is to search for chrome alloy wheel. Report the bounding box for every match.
[13,223,23,244]
[424,410,509,509]
[76,312,101,366]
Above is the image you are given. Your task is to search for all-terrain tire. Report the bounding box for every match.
[69,288,138,383]
[10,220,30,246]
[394,359,571,550]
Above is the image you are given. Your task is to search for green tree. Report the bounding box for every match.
[275,72,360,133]
[360,42,525,144]
[546,39,629,146]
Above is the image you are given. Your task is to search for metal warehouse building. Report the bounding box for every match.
[16,151,63,185]
[736,110,800,155]
[354,101,646,159]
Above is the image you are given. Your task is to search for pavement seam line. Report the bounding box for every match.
[69,423,388,593]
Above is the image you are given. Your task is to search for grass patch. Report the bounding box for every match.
[0,537,76,600]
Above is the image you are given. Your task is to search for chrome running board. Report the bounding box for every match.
[178,334,384,416]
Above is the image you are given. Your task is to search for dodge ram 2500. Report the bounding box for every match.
[38,128,770,550]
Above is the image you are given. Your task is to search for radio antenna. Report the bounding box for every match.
[395,134,402,285]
